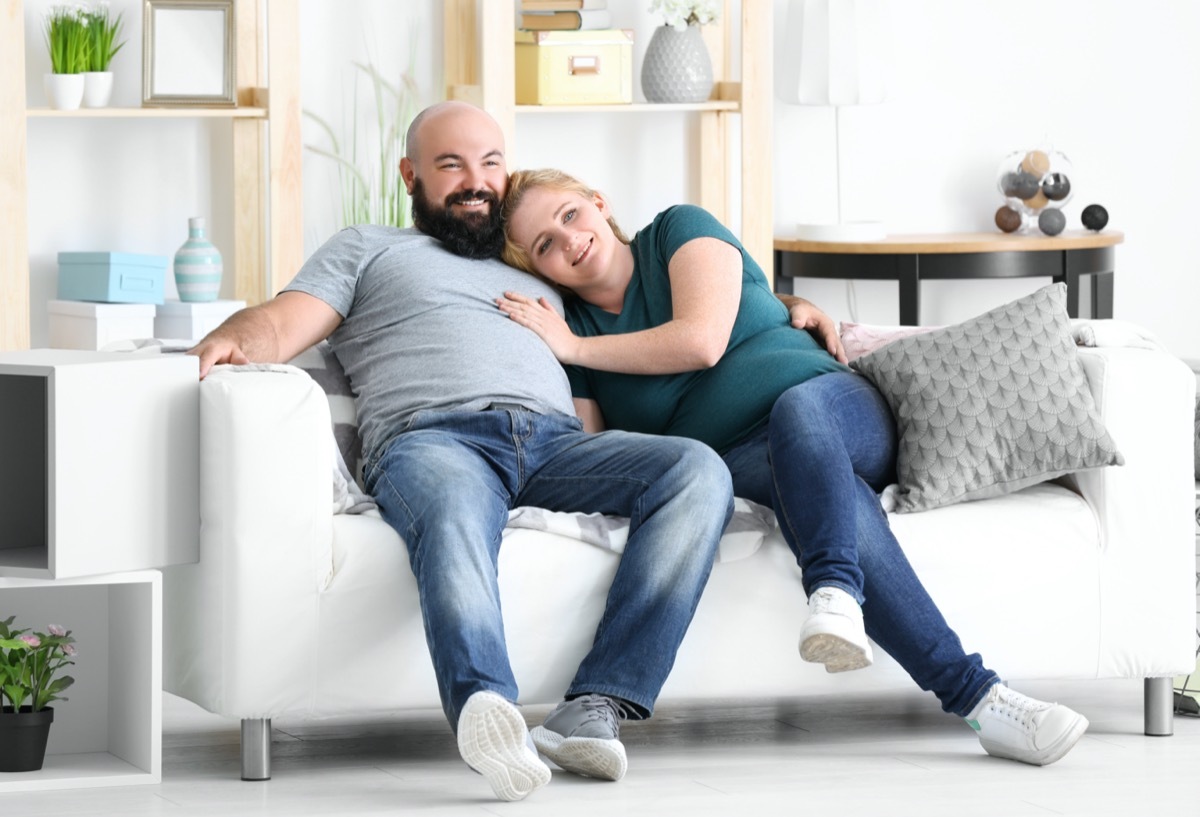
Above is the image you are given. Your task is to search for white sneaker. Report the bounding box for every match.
[967,684,1089,766]
[798,586,873,672]
[457,691,551,801]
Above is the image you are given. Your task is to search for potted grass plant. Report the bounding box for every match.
[43,5,90,110]
[82,2,126,108]
[0,617,76,772]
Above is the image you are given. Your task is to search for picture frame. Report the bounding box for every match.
[142,0,236,107]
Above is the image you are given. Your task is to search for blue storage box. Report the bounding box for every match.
[57,252,168,305]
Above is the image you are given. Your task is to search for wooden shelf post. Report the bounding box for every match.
[2,0,30,350]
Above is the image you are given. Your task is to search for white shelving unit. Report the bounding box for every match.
[0,570,161,792]
[0,350,199,580]
[0,0,303,352]
[443,0,774,278]
[0,350,195,790]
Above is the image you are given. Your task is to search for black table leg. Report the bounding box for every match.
[898,256,920,325]
[1093,271,1114,319]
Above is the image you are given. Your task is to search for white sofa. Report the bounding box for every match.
[162,329,1198,779]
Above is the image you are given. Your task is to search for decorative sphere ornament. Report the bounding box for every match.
[994,147,1074,232]
[1020,150,1051,176]
[995,205,1023,233]
[1038,208,1066,236]
[1042,173,1071,201]
[1003,171,1040,200]
[1081,203,1109,231]
[1023,189,1049,210]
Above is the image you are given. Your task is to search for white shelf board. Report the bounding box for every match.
[0,751,157,793]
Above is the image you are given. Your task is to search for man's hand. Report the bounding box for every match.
[779,295,847,364]
[188,335,251,380]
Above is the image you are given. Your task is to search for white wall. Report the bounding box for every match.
[773,0,1200,358]
[304,0,1200,359]
[23,1,1200,359]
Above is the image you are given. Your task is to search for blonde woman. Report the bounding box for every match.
[497,168,1088,767]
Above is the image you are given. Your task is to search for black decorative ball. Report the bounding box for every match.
[1042,173,1071,201]
[1081,203,1109,231]
[994,205,1023,233]
[1038,208,1066,236]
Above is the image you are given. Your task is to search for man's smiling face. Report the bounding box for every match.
[401,102,509,259]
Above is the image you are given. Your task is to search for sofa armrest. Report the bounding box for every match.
[1071,346,1197,675]
[163,364,334,717]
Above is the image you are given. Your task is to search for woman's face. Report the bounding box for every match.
[506,186,617,289]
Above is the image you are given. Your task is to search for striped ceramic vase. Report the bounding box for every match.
[174,217,223,302]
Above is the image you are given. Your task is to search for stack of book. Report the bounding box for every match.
[519,0,612,31]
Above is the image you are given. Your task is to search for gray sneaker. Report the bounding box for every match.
[530,694,629,781]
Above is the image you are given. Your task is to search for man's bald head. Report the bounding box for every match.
[405,101,504,165]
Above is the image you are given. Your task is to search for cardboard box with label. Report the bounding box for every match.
[515,29,633,105]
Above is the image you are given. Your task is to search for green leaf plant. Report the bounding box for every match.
[0,616,76,712]
[303,30,422,236]
[44,5,91,75]
[84,2,126,72]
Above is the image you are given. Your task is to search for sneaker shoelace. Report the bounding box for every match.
[809,588,847,617]
[986,686,1051,730]
[574,694,629,734]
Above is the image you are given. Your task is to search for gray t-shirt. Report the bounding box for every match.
[284,225,575,461]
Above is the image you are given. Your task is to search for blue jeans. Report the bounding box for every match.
[721,371,999,716]
[364,406,733,730]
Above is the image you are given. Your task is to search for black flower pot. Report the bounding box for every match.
[0,706,54,772]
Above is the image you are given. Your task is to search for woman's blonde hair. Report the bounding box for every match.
[500,168,630,281]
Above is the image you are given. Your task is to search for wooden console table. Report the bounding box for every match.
[773,230,1124,325]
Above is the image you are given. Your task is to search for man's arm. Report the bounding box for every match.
[189,291,344,379]
[777,293,847,364]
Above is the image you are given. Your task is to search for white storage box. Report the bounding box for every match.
[48,300,156,351]
[154,299,245,341]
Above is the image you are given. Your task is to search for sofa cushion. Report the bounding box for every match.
[839,321,938,362]
[850,283,1124,513]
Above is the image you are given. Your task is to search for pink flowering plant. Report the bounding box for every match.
[0,616,76,712]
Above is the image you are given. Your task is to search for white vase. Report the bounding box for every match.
[43,73,85,111]
[82,72,114,108]
[640,24,714,104]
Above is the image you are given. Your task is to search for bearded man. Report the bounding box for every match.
[189,101,734,802]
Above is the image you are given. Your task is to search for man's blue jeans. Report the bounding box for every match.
[364,406,733,730]
[721,371,999,716]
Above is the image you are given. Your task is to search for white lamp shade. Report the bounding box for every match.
[778,0,888,107]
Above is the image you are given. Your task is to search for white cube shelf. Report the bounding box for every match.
[154,299,245,342]
[0,570,161,792]
[0,350,199,579]
[47,300,157,351]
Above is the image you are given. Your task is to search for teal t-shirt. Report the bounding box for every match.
[565,205,848,453]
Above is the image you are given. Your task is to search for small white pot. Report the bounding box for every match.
[82,72,114,108]
[43,73,85,110]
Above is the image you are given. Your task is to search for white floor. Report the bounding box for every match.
[4,679,1198,816]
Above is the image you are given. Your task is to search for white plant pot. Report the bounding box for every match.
[82,72,114,108]
[43,73,85,110]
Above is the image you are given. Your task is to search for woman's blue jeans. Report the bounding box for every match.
[721,371,999,716]
[364,406,733,730]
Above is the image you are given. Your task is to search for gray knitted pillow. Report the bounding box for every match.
[1193,395,1199,480]
[851,283,1123,513]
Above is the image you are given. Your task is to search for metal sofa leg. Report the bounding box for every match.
[1144,677,1174,736]
[241,718,273,780]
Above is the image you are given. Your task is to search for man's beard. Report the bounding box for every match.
[411,178,504,260]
